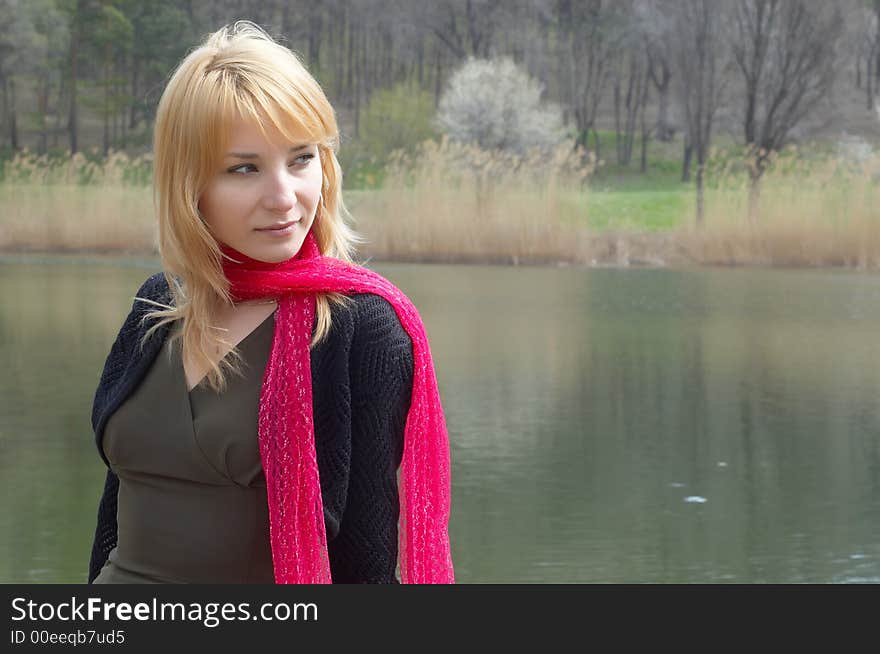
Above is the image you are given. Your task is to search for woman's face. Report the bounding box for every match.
[198,117,323,263]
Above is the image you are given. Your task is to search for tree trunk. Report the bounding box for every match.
[624,60,646,167]
[613,73,623,164]
[656,82,671,141]
[876,41,880,87]
[574,112,588,148]
[308,8,320,70]
[129,57,140,130]
[103,40,111,156]
[354,25,362,138]
[38,77,50,154]
[53,72,64,149]
[558,3,573,128]
[112,72,119,148]
[695,162,705,227]
[433,48,443,109]
[650,56,673,142]
[0,76,5,149]
[68,3,80,154]
[681,140,692,183]
[345,11,354,101]
[382,32,391,87]
[417,38,424,85]
[119,70,126,150]
[1,76,8,150]
[8,77,18,150]
[639,82,649,174]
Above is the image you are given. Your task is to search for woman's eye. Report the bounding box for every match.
[228,154,314,174]
[293,153,315,167]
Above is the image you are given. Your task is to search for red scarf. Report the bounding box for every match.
[220,230,454,584]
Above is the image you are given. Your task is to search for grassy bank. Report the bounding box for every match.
[1,139,879,269]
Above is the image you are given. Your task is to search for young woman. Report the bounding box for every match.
[87,21,454,584]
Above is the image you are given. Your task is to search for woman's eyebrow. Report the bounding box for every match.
[225,144,312,159]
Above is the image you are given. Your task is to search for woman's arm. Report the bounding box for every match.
[328,293,414,583]
[90,273,169,438]
[87,469,120,583]
[87,272,168,582]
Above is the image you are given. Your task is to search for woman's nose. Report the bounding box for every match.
[262,166,297,213]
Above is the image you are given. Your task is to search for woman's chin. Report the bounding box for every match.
[250,238,305,263]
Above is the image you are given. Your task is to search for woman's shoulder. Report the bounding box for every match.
[115,273,174,336]
[135,272,172,304]
[346,293,414,402]
[348,293,411,346]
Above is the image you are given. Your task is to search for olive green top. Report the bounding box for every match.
[92,311,277,584]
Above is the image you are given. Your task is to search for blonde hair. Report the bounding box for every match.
[142,21,365,393]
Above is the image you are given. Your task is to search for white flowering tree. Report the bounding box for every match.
[434,57,567,156]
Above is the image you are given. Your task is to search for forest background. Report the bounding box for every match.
[1,0,880,269]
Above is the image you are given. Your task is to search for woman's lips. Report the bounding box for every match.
[256,220,300,235]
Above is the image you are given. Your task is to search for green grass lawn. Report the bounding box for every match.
[583,188,689,231]
[578,130,695,230]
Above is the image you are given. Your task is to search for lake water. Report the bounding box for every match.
[1,257,879,583]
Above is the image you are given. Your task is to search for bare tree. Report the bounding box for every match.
[414,0,508,60]
[844,0,878,106]
[647,47,673,142]
[560,0,626,157]
[611,34,650,167]
[732,0,843,219]
[670,0,727,226]
[637,0,675,141]
[862,2,880,109]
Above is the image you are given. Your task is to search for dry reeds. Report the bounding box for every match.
[0,184,156,253]
[0,148,157,253]
[4,140,879,269]
[354,136,597,265]
[679,146,880,269]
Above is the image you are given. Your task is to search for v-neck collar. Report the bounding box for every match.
[183,309,276,395]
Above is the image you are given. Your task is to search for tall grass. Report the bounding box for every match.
[356,136,597,264]
[0,147,156,253]
[0,184,155,253]
[680,146,880,269]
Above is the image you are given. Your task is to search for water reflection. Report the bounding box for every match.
[1,260,879,583]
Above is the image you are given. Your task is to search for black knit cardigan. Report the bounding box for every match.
[88,272,414,583]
